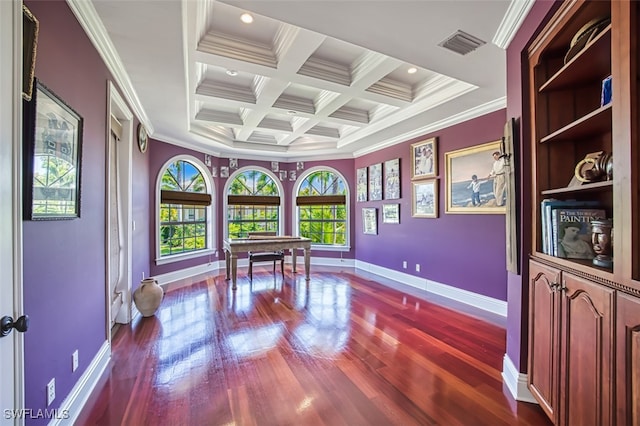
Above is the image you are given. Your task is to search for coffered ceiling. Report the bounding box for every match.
[72,0,533,160]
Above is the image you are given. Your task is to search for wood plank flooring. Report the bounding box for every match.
[76,266,551,425]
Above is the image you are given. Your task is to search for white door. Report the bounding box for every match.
[109,119,125,327]
[1,1,25,424]
[107,83,133,329]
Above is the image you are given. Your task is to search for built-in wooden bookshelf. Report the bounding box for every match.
[526,1,639,425]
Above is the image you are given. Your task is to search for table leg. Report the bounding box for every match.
[224,249,231,280]
[304,248,310,281]
[291,248,297,273]
[231,254,238,290]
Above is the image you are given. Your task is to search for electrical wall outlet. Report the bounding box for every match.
[416,264,421,272]
[72,350,79,372]
[402,261,407,269]
[46,378,55,406]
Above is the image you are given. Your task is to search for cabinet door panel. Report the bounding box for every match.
[528,261,560,422]
[560,273,614,426]
[616,292,640,425]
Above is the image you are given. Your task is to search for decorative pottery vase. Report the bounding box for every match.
[133,278,164,317]
[591,219,613,268]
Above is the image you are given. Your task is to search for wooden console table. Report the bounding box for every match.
[222,236,311,289]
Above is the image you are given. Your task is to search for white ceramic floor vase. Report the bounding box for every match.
[133,278,164,317]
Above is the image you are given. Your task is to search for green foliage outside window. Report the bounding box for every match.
[227,170,280,238]
[159,160,209,257]
[298,170,347,246]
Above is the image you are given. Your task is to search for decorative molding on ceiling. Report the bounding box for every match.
[329,106,370,124]
[492,0,536,49]
[258,118,293,132]
[247,131,278,145]
[66,0,153,133]
[272,94,316,115]
[196,80,257,104]
[354,97,507,157]
[197,31,277,68]
[297,57,352,86]
[366,77,413,102]
[306,125,340,139]
[195,109,243,126]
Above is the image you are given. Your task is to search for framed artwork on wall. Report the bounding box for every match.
[23,80,84,220]
[382,204,400,224]
[356,167,367,202]
[411,137,437,179]
[444,140,506,214]
[384,158,400,200]
[411,180,438,218]
[362,207,378,234]
[368,163,382,201]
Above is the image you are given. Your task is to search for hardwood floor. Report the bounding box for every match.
[76,266,551,426]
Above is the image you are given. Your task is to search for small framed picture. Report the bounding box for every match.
[289,170,297,181]
[384,158,400,200]
[362,207,378,235]
[296,161,304,171]
[356,167,368,202]
[211,166,218,178]
[279,170,287,181]
[271,161,279,172]
[229,158,238,169]
[368,163,382,201]
[204,154,211,167]
[220,166,229,178]
[411,137,437,179]
[412,179,438,218]
[382,204,400,224]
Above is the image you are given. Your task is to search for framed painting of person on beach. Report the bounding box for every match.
[445,140,506,214]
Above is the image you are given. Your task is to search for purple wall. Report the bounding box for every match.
[504,0,558,373]
[355,110,507,300]
[22,1,113,424]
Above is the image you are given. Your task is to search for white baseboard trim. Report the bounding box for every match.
[502,354,537,403]
[153,261,218,286]
[51,340,111,426]
[355,260,426,290]
[355,260,506,317]
[426,279,507,317]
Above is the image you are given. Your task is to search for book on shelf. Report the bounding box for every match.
[551,207,606,260]
[540,199,600,255]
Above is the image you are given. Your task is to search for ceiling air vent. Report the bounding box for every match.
[439,30,486,55]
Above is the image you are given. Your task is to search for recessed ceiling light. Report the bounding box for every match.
[226,69,238,76]
[407,67,418,74]
[287,110,297,115]
[240,13,254,24]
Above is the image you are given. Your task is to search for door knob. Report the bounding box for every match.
[0,315,29,337]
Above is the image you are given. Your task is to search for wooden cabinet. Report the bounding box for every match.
[528,261,560,421]
[527,1,640,425]
[616,293,640,425]
[559,272,614,426]
[528,261,614,426]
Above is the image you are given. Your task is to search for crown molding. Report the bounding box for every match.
[298,56,352,86]
[196,80,257,104]
[492,0,536,49]
[198,30,277,68]
[66,0,153,133]
[353,97,506,157]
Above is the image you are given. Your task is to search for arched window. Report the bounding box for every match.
[157,157,214,263]
[295,167,349,248]
[226,168,282,238]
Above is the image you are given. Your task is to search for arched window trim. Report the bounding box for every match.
[223,166,284,239]
[293,166,351,251]
[155,155,216,265]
